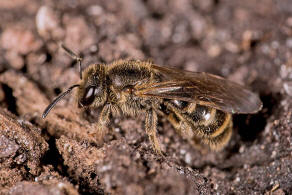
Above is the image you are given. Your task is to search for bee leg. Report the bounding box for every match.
[164,103,198,141]
[164,104,210,153]
[167,113,194,137]
[94,104,111,142]
[167,113,207,153]
[145,109,162,154]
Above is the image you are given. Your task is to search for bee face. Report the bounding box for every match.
[77,64,107,108]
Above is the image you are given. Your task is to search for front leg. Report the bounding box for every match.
[95,104,111,140]
[145,109,162,154]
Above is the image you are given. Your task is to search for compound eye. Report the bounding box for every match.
[79,86,96,106]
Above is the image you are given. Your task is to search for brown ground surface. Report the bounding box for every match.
[0,0,292,194]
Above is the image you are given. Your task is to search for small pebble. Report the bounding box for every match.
[283,81,292,96]
[36,6,63,39]
[207,44,221,57]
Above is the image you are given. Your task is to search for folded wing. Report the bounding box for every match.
[135,64,262,114]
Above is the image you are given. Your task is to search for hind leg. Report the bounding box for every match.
[167,113,209,153]
[167,113,194,138]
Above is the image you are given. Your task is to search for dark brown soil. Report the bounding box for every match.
[0,0,292,194]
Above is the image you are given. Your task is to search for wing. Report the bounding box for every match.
[135,64,262,114]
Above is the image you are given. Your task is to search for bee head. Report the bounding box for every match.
[42,44,107,118]
[77,64,107,108]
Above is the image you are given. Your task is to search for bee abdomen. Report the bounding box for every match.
[201,119,232,150]
[163,100,233,150]
[186,104,233,149]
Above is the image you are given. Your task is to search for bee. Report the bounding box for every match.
[42,44,262,154]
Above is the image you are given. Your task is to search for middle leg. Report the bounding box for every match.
[145,109,162,154]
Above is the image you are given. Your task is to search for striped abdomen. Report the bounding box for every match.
[161,100,233,150]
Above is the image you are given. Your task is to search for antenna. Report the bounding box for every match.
[60,43,83,80]
[42,84,80,118]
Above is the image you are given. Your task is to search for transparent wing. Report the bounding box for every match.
[135,64,262,114]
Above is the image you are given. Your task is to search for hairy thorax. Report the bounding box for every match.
[106,60,161,116]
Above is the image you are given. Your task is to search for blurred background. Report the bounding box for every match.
[0,0,292,194]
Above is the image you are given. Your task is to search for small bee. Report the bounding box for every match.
[42,44,262,154]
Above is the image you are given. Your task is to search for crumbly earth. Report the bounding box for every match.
[0,0,291,194]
